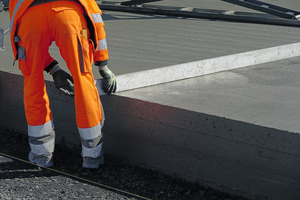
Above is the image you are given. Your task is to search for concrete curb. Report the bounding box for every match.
[101,42,300,93]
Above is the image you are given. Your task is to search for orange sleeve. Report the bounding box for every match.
[93,20,109,66]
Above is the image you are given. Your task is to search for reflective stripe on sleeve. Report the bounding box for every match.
[10,0,25,31]
[97,38,107,51]
[90,13,104,23]
[28,120,54,137]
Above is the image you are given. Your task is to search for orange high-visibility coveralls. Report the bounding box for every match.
[9,0,108,166]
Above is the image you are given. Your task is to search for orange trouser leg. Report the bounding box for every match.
[17,7,54,126]
[48,1,104,160]
[17,5,56,160]
[48,1,103,129]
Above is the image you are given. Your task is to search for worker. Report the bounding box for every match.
[9,0,116,168]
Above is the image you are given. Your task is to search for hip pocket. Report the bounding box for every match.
[77,30,93,73]
[16,44,31,75]
[17,45,26,61]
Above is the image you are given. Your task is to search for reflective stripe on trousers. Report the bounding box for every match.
[79,104,105,158]
[28,120,55,155]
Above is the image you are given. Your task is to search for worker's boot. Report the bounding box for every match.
[82,151,104,169]
[29,151,54,167]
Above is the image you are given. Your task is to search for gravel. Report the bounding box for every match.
[0,128,250,200]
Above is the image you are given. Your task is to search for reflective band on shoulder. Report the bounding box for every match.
[78,123,101,140]
[28,120,54,138]
[10,0,25,31]
[82,142,103,158]
[97,39,107,51]
[90,13,103,23]
[29,140,54,155]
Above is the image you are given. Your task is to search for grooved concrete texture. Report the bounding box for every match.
[1,1,300,199]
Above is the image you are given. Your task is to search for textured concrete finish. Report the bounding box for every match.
[1,1,300,199]
[2,8,300,76]
[102,11,300,75]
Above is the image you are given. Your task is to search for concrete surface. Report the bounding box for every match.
[114,42,300,92]
[2,1,300,76]
[1,1,300,199]
[117,56,300,134]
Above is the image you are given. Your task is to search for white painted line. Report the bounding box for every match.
[95,42,300,95]
[4,29,10,35]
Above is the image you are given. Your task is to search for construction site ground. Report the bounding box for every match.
[1,0,300,199]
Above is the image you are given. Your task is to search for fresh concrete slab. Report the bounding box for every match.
[117,56,300,134]
[2,8,300,76]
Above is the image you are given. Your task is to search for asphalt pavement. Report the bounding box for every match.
[0,154,138,199]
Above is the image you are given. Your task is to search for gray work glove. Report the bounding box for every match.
[98,65,117,94]
[50,65,74,96]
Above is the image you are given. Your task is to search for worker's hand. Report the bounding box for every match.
[50,65,74,96]
[99,65,117,94]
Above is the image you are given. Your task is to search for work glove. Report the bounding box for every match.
[98,65,117,94]
[49,65,74,96]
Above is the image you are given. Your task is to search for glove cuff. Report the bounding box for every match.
[44,60,58,73]
[49,64,62,75]
[98,65,108,71]
[95,60,108,67]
